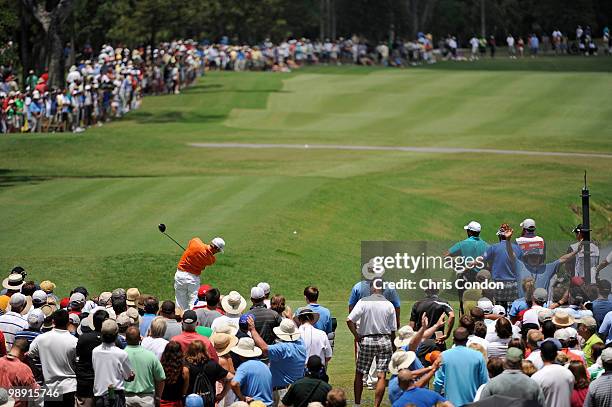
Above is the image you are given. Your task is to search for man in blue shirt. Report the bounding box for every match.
[479,223,523,308]
[247,316,306,404]
[599,311,612,344]
[504,227,583,296]
[592,279,612,326]
[138,297,158,337]
[303,286,333,334]
[230,337,273,406]
[433,327,488,406]
[394,369,450,407]
[445,220,489,314]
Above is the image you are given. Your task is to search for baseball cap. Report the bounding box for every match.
[520,218,536,229]
[477,298,493,313]
[112,288,126,302]
[69,313,81,326]
[533,288,547,302]
[70,292,86,307]
[197,284,212,298]
[182,310,197,325]
[27,308,45,329]
[211,237,225,253]
[506,347,523,363]
[161,301,176,314]
[9,293,26,308]
[239,313,253,330]
[537,308,555,323]
[98,292,112,306]
[601,348,612,363]
[554,328,571,341]
[73,286,89,297]
[250,286,265,300]
[101,319,119,336]
[572,224,585,233]
[257,282,270,295]
[464,221,481,232]
[578,316,597,328]
[32,290,48,305]
[116,313,131,328]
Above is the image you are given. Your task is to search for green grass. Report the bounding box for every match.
[1,57,612,404]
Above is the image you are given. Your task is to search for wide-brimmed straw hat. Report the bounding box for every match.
[211,332,238,356]
[2,274,24,290]
[231,337,262,358]
[394,325,416,348]
[388,350,416,375]
[273,318,301,342]
[213,323,239,336]
[221,291,246,315]
[552,310,575,328]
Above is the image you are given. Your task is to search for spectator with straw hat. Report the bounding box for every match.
[212,291,246,332]
[230,337,272,406]
[247,316,306,405]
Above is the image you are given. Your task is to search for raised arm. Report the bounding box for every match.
[247,316,269,356]
[559,241,583,265]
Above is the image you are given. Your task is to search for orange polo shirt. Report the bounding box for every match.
[177,238,216,276]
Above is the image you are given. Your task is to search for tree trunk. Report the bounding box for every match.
[18,2,32,86]
[21,0,74,88]
[410,0,419,38]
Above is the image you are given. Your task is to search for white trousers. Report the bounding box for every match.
[174,270,199,311]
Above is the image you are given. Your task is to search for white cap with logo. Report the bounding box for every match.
[520,218,536,229]
[464,221,481,232]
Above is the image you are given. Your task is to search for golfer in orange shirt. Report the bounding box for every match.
[174,236,225,310]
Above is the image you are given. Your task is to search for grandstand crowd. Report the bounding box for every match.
[1,24,611,135]
[0,218,612,407]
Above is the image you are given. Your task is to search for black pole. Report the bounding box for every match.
[582,171,591,282]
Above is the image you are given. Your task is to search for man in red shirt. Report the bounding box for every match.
[174,237,225,311]
[170,310,218,361]
[0,338,38,407]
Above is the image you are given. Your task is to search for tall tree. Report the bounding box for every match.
[21,0,74,88]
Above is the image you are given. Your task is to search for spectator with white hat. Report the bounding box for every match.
[515,218,546,261]
[0,293,28,350]
[522,288,549,327]
[211,291,246,332]
[257,282,271,308]
[174,236,225,311]
[249,286,282,345]
[444,220,489,313]
[247,316,307,405]
[230,337,273,406]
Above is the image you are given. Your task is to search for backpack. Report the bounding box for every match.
[192,368,216,407]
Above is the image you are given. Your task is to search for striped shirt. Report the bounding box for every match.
[584,372,612,407]
[0,312,28,350]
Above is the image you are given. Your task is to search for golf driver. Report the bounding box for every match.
[158,223,186,250]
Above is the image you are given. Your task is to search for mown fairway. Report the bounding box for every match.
[1,57,612,402]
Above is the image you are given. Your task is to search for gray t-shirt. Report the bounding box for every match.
[195,308,222,328]
[532,364,574,407]
[162,318,182,341]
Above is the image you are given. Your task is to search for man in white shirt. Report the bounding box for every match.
[525,329,544,370]
[532,341,574,407]
[0,293,29,350]
[28,309,78,407]
[92,320,135,406]
[295,308,332,366]
[470,36,480,60]
[506,34,516,58]
[347,280,397,407]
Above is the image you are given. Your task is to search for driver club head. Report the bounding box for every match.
[158,223,166,233]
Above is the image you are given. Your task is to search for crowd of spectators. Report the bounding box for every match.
[2,24,610,135]
[1,217,612,407]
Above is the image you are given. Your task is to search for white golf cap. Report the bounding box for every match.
[250,286,265,300]
[211,237,225,253]
[520,218,536,229]
[477,298,493,313]
[463,221,481,232]
[32,290,48,305]
[257,282,270,295]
